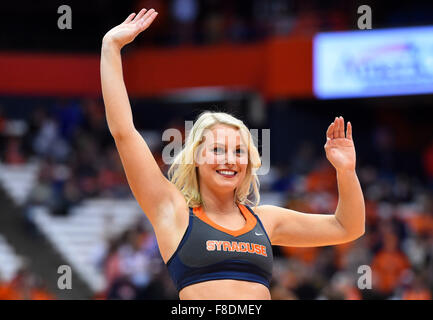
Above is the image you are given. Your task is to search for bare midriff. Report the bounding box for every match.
[179,279,271,300]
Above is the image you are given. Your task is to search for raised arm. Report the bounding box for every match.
[101,8,157,138]
[256,117,365,247]
[100,9,186,224]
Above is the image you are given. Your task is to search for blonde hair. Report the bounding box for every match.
[168,111,261,208]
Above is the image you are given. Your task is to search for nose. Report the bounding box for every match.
[226,149,236,164]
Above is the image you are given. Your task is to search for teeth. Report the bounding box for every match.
[218,170,236,176]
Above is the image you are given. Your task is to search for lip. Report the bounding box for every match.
[216,170,238,178]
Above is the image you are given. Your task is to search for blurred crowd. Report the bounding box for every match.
[268,157,433,300]
[91,215,178,300]
[0,0,358,52]
[133,0,433,47]
[0,101,131,216]
[134,0,352,46]
[0,98,432,300]
[0,267,54,300]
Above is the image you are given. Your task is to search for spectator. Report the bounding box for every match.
[171,0,199,43]
[371,232,410,297]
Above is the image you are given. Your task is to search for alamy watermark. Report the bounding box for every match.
[357,5,372,30]
[57,264,72,290]
[58,5,371,31]
[357,264,372,290]
[160,121,271,175]
[57,5,72,30]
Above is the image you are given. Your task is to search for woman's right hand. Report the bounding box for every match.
[102,8,158,50]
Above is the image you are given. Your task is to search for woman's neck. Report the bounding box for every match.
[199,184,238,215]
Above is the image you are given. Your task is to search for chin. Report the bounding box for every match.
[213,175,242,190]
[213,179,238,190]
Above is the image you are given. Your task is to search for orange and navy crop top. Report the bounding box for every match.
[166,203,273,292]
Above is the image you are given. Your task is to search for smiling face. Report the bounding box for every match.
[195,124,249,196]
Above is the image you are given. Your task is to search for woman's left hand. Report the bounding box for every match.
[324,116,356,172]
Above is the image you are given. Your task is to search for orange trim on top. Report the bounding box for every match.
[193,203,257,237]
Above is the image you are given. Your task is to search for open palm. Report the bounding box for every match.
[324,116,356,171]
[103,8,158,49]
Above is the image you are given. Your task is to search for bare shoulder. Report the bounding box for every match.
[253,204,287,219]
[151,194,190,263]
[254,204,304,216]
[253,204,291,221]
[252,205,304,239]
[251,205,281,238]
[254,204,279,214]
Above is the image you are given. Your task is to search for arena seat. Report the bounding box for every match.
[0,234,23,282]
[0,161,40,206]
[31,199,144,292]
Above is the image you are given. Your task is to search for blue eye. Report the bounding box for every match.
[213,147,224,154]
[236,148,245,154]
